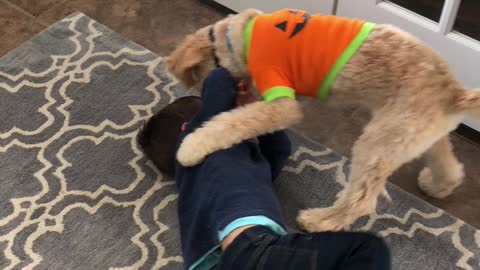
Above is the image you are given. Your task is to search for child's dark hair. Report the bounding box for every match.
[138,96,201,177]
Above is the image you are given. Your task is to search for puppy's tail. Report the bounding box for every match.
[454,88,480,118]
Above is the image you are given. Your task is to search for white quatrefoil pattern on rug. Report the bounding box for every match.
[0,12,479,270]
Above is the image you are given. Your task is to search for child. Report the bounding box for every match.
[138,68,391,270]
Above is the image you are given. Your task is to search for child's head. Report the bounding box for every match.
[138,96,202,177]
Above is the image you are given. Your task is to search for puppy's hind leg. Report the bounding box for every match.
[297,109,450,232]
[418,135,465,198]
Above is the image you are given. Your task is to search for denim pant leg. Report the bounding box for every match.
[217,226,391,270]
[182,68,237,135]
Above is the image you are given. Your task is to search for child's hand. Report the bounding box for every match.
[236,80,258,106]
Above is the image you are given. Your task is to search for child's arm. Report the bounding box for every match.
[257,131,291,180]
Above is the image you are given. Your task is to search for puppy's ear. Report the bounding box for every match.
[166,35,208,88]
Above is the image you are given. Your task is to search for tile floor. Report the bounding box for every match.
[1,0,479,228]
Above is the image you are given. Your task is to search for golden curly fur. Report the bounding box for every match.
[165,9,480,232]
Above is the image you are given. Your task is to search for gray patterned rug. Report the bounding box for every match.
[0,12,478,270]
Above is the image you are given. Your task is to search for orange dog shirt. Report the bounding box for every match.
[244,9,375,102]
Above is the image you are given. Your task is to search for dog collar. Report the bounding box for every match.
[209,24,243,74]
[208,26,221,68]
[225,23,235,54]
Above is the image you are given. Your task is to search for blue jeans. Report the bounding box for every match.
[215,226,391,270]
[181,68,391,270]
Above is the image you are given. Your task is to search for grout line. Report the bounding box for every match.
[34,19,51,28]
[0,0,49,29]
[0,0,35,19]
[29,0,73,28]
[35,0,72,21]
[0,24,27,40]
[0,19,34,40]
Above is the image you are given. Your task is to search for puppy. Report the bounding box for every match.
[165,9,480,232]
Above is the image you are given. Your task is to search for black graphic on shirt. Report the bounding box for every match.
[274,10,312,39]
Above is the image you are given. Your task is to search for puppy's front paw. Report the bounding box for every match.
[297,208,349,232]
[176,135,208,167]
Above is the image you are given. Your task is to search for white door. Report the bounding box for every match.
[214,0,335,14]
[337,0,480,131]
